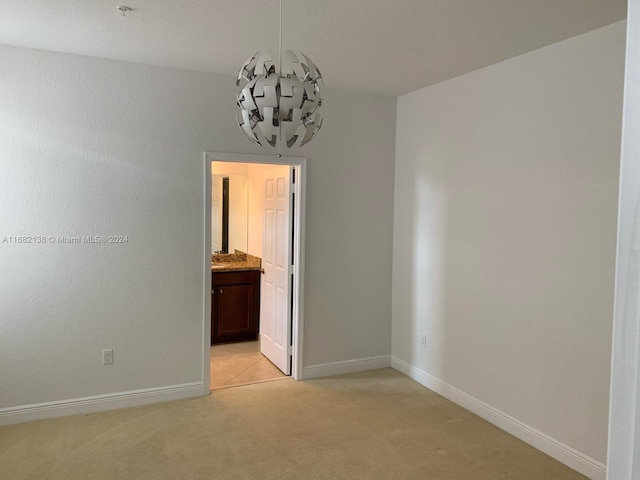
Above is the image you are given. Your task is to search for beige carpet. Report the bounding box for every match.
[0,368,586,480]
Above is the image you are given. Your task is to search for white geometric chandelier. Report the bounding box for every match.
[235,1,324,149]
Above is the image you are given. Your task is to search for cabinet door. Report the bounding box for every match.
[211,271,261,344]
[216,284,253,337]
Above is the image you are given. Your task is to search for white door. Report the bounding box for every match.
[211,174,222,254]
[260,165,292,375]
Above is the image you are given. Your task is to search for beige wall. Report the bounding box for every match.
[247,163,265,258]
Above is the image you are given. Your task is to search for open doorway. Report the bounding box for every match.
[203,152,306,392]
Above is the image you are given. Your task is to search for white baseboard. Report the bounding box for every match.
[0,382,205,427]
[391,356,606,480]
[302,355,391,380]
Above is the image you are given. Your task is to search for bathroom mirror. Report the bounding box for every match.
[212,173,248,254]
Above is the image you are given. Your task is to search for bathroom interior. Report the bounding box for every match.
[210,160,289,390]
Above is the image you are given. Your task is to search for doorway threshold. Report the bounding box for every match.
[210,341,288,390]
[210,376,291,392]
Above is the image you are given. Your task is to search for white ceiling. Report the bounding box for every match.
[0,0,627,96]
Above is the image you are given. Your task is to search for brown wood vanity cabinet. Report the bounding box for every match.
[211,270,261,344]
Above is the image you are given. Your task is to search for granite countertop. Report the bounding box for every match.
[211,251,262,272]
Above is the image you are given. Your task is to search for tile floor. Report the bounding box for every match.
[210,340,288,390]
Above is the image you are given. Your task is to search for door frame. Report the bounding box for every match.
[202,152,307,391]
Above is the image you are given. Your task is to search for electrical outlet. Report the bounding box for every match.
[103,349,114,365]
[421,335,427,348]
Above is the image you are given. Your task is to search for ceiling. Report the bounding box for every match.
[0,0,627,96]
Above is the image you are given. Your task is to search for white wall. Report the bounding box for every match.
[392,20,625,475]
[0,46,396,418]
[607,2,640,479]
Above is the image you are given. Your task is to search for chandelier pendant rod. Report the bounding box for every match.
[278,0,283,157]
[278,0,283,73]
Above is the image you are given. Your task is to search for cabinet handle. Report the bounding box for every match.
[220,288,223,294]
